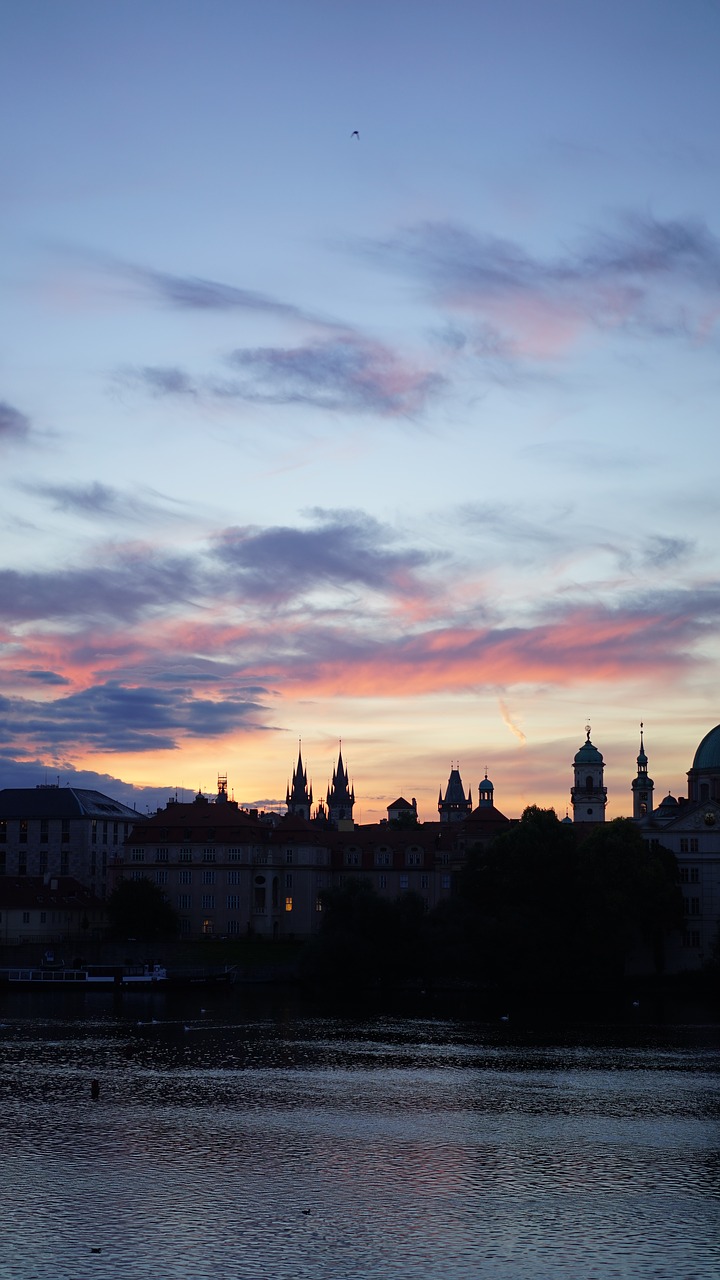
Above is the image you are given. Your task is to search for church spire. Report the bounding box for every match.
[286,741,312,820]
[632,721,654,819]
[326,743,355,827]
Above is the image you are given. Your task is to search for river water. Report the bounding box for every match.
[0,990,717,1280]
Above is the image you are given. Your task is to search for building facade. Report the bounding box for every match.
[0,787,139,899]
[636,725,720,971]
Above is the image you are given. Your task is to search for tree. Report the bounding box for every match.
[107,877,179,941]
[575,819,682,978]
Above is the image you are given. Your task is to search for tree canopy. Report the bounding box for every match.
[107,877,179,941]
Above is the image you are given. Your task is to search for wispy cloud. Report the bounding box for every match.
[213,509,440,603]
[0,547,200,624]
[364,214,720,359]
[60,246,333,327]
[0,401,31,444]
[224,335,443,416]
[26,480,183,523]
[0,681,268,754]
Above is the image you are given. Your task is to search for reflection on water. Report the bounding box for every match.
[0,991,718,1280]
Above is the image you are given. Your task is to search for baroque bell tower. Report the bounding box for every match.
[570,724,607,823]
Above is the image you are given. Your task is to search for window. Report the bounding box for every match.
[155,870,168,885]
[177,893,192,909]
[315,897,323,912]
[179,870,193,887]
[690,897,700,916]
[113,821,119,845]
[39,851,48,874]
[228,849,242,861]
[286,850,293,864]
[420,874,429,889]
[680,839,689,853]
[407,851,422,866]
[683,931,701,948]
[155,848,169,862]
[40,912,46,924]
[441,874,451,890]
[61,820,70,843]
[226,894,241,909]
[227,870,241,885]
[346,851,360,866]
[201,895,215,909]
[102,821,108,844]
[202,850,216,862]
[19,820,28,844]
[40,819,48,843]
[690,867,699,883]
[202,870,216,885]
[227,920,240,935]
[131,850,145,862]
[22,911,30,924]
[376,849,390,866]
[0,821,6,842]
[91,819,97,845]
[400,874,409,890]
[378,874,387,890]
[202,918,214,935]
[179,917,191,935]
[60,852,69,875]
[690,838,699,853]
[285,872,293,889]
[18,857,26,876]
[285,896,293,912]
[179,851,192,863]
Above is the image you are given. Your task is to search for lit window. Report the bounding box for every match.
[285,896,293,912]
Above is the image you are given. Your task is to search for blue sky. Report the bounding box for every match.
[1,0,718,819]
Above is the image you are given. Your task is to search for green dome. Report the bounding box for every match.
[574,736,603,766]
[693,724,720,770]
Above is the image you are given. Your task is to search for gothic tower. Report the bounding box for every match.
[326,747,355,826]
[631,723,654,818]
[570,724,607,823]
[286,744,312,820]
[438,764,472,822]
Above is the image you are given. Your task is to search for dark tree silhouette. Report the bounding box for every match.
[107,877,179,941]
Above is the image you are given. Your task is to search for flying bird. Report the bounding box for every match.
[351,130,359,140]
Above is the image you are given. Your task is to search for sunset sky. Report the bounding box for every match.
[1,0,718,821]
